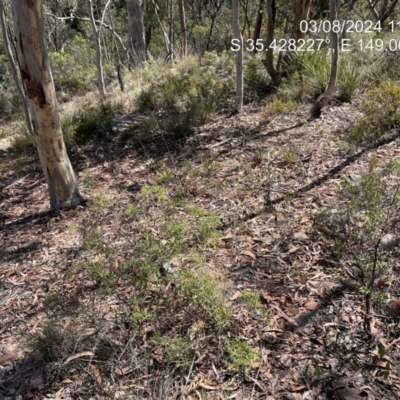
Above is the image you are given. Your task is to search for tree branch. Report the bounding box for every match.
[367,0,380,21]
[44,11,128,56]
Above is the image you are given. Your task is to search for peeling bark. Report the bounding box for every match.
[0,1,33,135]
[12,0,83,210]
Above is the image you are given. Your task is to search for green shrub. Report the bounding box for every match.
[50,37,96,94]
[244,57,270,100]
[179,271,232,327]
[365,50,400,85]
[312,159,400,321]
[201,50,235,72]
[73,104,113,144]
[136,62,232,137]
[345,82,400,145]
[225,338,258,373]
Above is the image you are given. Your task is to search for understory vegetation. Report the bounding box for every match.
[2,1,400,399]
[2,46,400,397]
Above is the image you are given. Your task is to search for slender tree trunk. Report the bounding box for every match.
[127,0,146,67]
[206,16,216,51]
[379,0,398,25]
[291,0,312,41]
[87,0,107,99]
[11,0,83,210]
[277,1,295,73]
[262,0,279,86]
[241,0,251,37]
[0,1,33,135]
[310,0,339,118]
[151,0,173,61]
[232,0,243,113]
[368,0,398,25]
[168,0,175,59]
[117,63,124,92]
[252,0,265,54]
[70,13,128,60]
[145,23,153,49]
[205,0,222,51]
[178,0,187,56]
[341,0,352,39]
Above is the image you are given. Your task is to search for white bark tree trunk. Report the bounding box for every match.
[87,0,107,99]
[232,0,243,113]
[0,0,33,135]
[127,0,146,67]
[310,0,339,118]
[12,0,83,210]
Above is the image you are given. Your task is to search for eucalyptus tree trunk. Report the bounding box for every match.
[262,0,279,86]
[252,0,265,53]
[341,0,352,39]
[291,0,312,41]
[368,0,399,26]
[168,0,175,58]
[178,0,187,56]
[127,0,146,67]
[12,0,83,210]
[0,0,33,135]
[87,0,107,99]
[232,0,243,112]
[310,0,339,118]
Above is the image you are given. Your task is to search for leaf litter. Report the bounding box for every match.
[0,101,400,399]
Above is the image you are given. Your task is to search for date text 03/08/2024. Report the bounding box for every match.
[231,38,400,53]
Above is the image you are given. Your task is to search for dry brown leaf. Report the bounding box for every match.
[280,354,292,367]
[63,351,94,365]
[90,363,102,383]
[55,388,64,400]
[240,249,257,260]
[199,380,221,390]
[115,366,132,376]
[293,231,309,240]
[304,300,319,310]
[229,290,241,301]
[289,385,306,391]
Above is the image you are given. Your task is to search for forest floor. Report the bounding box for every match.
[1,88,400,400]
